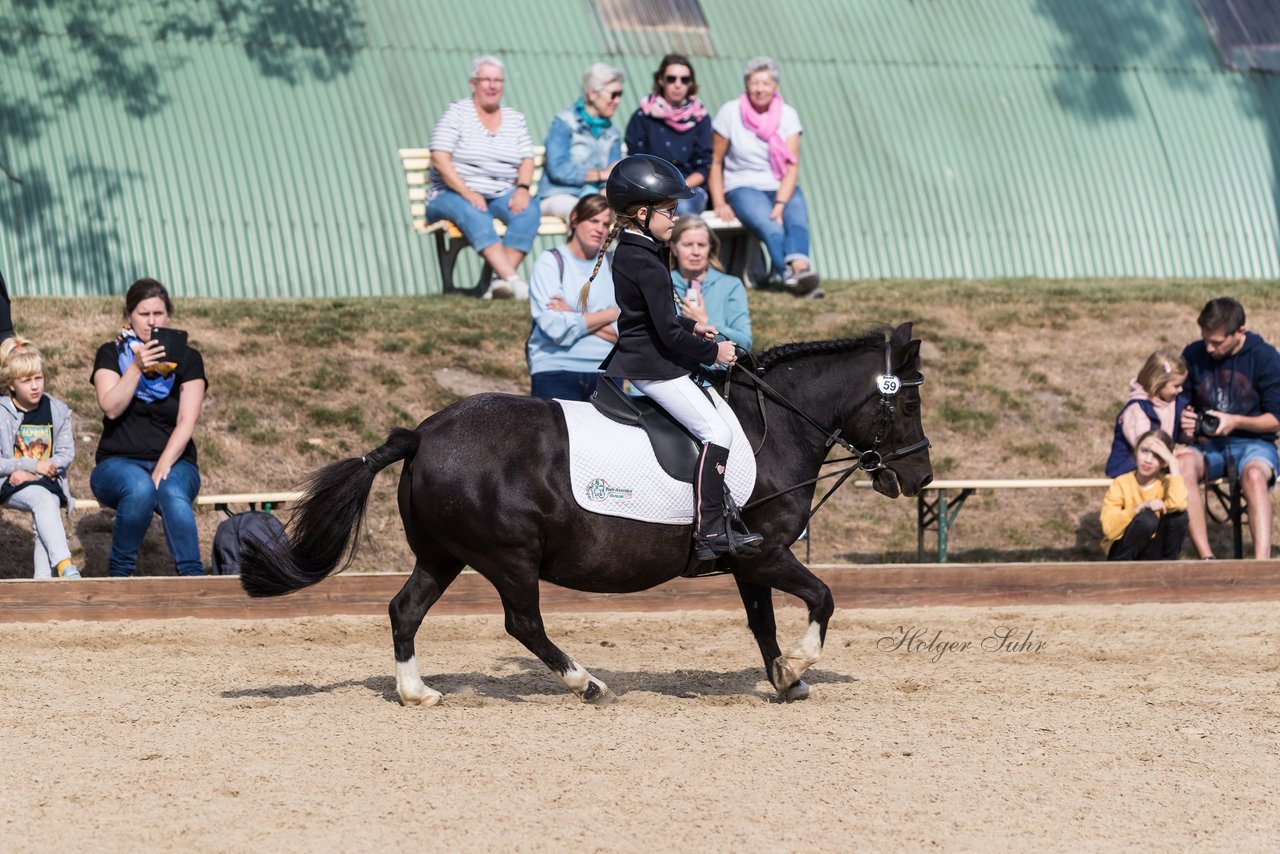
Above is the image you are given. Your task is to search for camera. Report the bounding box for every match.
[1196,412,1221,437]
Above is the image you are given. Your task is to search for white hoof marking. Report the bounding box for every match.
[396,656,442,707]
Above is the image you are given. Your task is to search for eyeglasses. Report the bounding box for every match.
[664,74,692,84]
[473,76,504,85]
[604,89,623,100]
[651,207,678,221]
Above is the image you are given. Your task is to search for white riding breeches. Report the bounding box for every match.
[632,376,734,448]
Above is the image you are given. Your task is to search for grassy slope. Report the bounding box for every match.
[4,279,1278,577]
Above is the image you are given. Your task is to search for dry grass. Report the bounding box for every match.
[4,279,1279,577]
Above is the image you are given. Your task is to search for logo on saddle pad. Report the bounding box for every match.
[585,478,634,503]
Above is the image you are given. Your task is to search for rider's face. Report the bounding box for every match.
[643,204,678,241]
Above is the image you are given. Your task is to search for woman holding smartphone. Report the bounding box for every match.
[89,278,208,577]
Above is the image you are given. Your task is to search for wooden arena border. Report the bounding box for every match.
[3,561,1280,622]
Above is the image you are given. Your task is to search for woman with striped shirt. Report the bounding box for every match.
[426,55,540,299]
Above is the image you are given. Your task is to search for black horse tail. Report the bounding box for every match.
[240,427,421,598]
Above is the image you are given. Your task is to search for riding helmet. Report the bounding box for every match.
[605,154,693,212]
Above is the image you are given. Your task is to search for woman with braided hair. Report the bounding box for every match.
[579,153,762,559]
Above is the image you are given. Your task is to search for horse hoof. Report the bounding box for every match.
[781,679,811,702]
[399,687,443,707]
[581,681,618,706]
[770,657,801,693]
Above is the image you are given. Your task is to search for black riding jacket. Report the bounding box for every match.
[602,231,718,381]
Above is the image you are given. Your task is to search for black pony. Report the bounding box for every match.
[241,323,932,705]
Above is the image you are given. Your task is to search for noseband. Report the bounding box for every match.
[731,341,931,517]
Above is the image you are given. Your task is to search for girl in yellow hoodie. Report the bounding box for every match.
[1101,429,1189,561]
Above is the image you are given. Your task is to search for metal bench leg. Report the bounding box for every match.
[434,231,489,297]
[1229,463,1245,560]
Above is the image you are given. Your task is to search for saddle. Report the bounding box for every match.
[590,377,699,483]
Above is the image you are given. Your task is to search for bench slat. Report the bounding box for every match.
[73,492,305,513]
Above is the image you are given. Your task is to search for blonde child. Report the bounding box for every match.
[1105,348,1188,477]
[0,338,79,578]
[1101,429,1188,561]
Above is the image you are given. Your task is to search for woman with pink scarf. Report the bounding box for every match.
[709,56,820,298]
[624,53,712,217]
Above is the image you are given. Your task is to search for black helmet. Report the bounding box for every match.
[605,154,693,213]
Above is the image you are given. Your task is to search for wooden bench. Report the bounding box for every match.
[907,477,1248,563]
[72,492,304,516]
[398,146,763,296]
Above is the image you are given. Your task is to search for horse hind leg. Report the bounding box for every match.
[496,586,617,706]
[391,557,462,707]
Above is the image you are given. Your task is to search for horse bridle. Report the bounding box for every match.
[729,342,931,517]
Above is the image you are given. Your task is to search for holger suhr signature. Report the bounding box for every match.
[877,626,1047,663]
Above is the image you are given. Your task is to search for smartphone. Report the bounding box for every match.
[149,327,189,365]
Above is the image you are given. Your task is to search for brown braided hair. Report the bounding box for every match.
[576,213,636,310]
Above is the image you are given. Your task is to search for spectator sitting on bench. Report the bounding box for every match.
[709,55,821,299]
[1105,347,1187,477]
[1101,429,1188,561]
[669,215,752,355]
[1176,297,1280,560]
[624,53,712,218]
[426,55,538,300]
[539,63,624,224]
[1,337,80,579]
[90,278,208,577]
[527,194,620,402]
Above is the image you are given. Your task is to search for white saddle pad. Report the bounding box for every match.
[558,393,757,525]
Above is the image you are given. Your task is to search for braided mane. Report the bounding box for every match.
[756,332,887,372]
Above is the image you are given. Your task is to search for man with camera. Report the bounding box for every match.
[1176,297,1280,560]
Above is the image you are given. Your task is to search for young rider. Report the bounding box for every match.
[581,153,762,559]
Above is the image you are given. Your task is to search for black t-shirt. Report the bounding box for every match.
[91,341,208,465]
[0,270,13,343]
[0,394,63,505]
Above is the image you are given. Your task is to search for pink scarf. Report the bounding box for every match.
[640,93,707,133]
[739,92,796,180]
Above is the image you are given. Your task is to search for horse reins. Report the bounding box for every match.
[724,342,930,520]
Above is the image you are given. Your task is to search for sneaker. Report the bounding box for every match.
[58,564,82,579]
[485,278,513,300]
[785,269,821,296]
[505,276,529,301]
[802,286,826,301]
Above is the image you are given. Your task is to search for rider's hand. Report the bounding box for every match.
[693,320,719,341]
[715,341,738,368]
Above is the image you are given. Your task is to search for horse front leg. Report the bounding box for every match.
[493,577,617,706]
[738,550,833,699]
[391,557,463,707]
[734,576,811,702]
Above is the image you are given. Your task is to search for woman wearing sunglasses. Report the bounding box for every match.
[540,63,626,223]
[624,53,712,217]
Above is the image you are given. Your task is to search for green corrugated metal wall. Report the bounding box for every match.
[2,0,1279,297]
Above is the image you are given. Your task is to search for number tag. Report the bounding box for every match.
[877,374,901,396]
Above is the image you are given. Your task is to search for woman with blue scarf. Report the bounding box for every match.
[89,278,208,577]
[539,63,625,223]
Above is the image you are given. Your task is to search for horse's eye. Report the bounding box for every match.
[903,400,920,416]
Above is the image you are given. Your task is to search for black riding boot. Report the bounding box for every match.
[692,443,764,561]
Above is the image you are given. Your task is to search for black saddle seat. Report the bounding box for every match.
[590,377,700,483]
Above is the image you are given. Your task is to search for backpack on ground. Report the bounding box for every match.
[211,511,287,576]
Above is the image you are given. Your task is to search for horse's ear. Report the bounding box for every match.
[890,322,913,349]
[897,339,921,373]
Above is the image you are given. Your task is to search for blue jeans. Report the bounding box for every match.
[724,186,811,277]
[531,370,600,402]
[89,457,205,577]
[1199,436,1278,487]
[426,188,542,254]
[677,186,708,218]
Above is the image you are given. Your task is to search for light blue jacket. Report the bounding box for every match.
[671,269,752,353]
[539,107,622,200]
[0,394,76,509]
[526,246,618,375]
